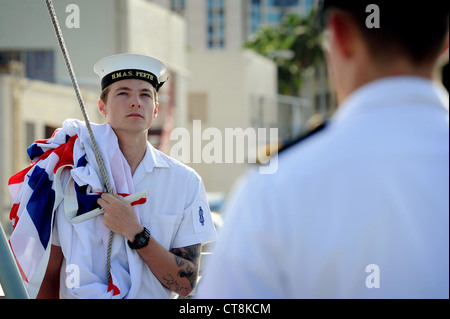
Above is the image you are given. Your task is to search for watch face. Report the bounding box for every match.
[137,236,147,246]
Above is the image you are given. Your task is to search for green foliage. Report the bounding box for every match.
[244,10,324,96]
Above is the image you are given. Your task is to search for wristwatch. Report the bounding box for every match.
[127,227,151,250]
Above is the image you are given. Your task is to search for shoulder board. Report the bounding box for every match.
[277,122,328,156]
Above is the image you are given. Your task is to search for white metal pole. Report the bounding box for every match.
[0,223,29,299]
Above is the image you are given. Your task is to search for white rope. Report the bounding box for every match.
[45,0,114,283]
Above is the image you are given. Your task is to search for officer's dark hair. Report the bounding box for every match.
[319,1,449,64]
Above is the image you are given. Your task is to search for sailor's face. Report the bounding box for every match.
[99,79,158,134]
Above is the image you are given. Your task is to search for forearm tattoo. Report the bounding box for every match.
[165,244,201,294]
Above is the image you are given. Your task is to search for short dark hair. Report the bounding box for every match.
[319,1,449,63]
[100,86,111,104]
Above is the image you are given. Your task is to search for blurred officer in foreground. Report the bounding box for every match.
[198,0,449,298]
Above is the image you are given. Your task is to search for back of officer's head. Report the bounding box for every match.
[319,0,449,64]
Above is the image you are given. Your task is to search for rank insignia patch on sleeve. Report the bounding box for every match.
[199,206,205,226]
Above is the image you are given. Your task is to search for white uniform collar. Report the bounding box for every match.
[333,76,449,124]
[141,142,170,173]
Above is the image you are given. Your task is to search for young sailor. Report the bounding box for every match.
[10,53,217,299]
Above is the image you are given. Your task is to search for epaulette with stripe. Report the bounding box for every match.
[277,122,328,156]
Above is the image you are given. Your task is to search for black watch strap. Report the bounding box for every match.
[127,227,151,250]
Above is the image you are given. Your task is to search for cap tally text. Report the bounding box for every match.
[101,68,158,91]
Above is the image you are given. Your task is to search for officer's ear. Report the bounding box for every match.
[438,30,449,67]
[328,9,360,59]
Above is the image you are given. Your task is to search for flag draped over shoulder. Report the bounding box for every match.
[8,119,146,299]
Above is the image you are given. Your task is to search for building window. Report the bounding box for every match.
[248,0,262,37]
[0,50,54,83]
[25,122,36,161]
[207,0,226,49]
[265,0,299,25]
[247,0,304,39]
[45,125,58,140]
[171,0,186,15]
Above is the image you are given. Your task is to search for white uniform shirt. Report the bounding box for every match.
[198,76,449,299]
[54,142,217,299]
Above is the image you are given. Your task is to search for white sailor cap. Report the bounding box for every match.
[94,53,168,91]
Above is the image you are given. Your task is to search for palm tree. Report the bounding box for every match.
[244,9,325,97]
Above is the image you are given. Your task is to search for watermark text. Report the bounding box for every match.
[365,263,380,289]
[170,120,279,174]
[65,4,80,29]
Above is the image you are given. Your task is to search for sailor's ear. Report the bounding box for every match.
[153,103,159,119]
[98,99,107,117]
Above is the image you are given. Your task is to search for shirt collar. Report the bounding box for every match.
[332,76,449,124]
[141,142,170,173]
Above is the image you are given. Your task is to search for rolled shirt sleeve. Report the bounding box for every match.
[172,173,217,249]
